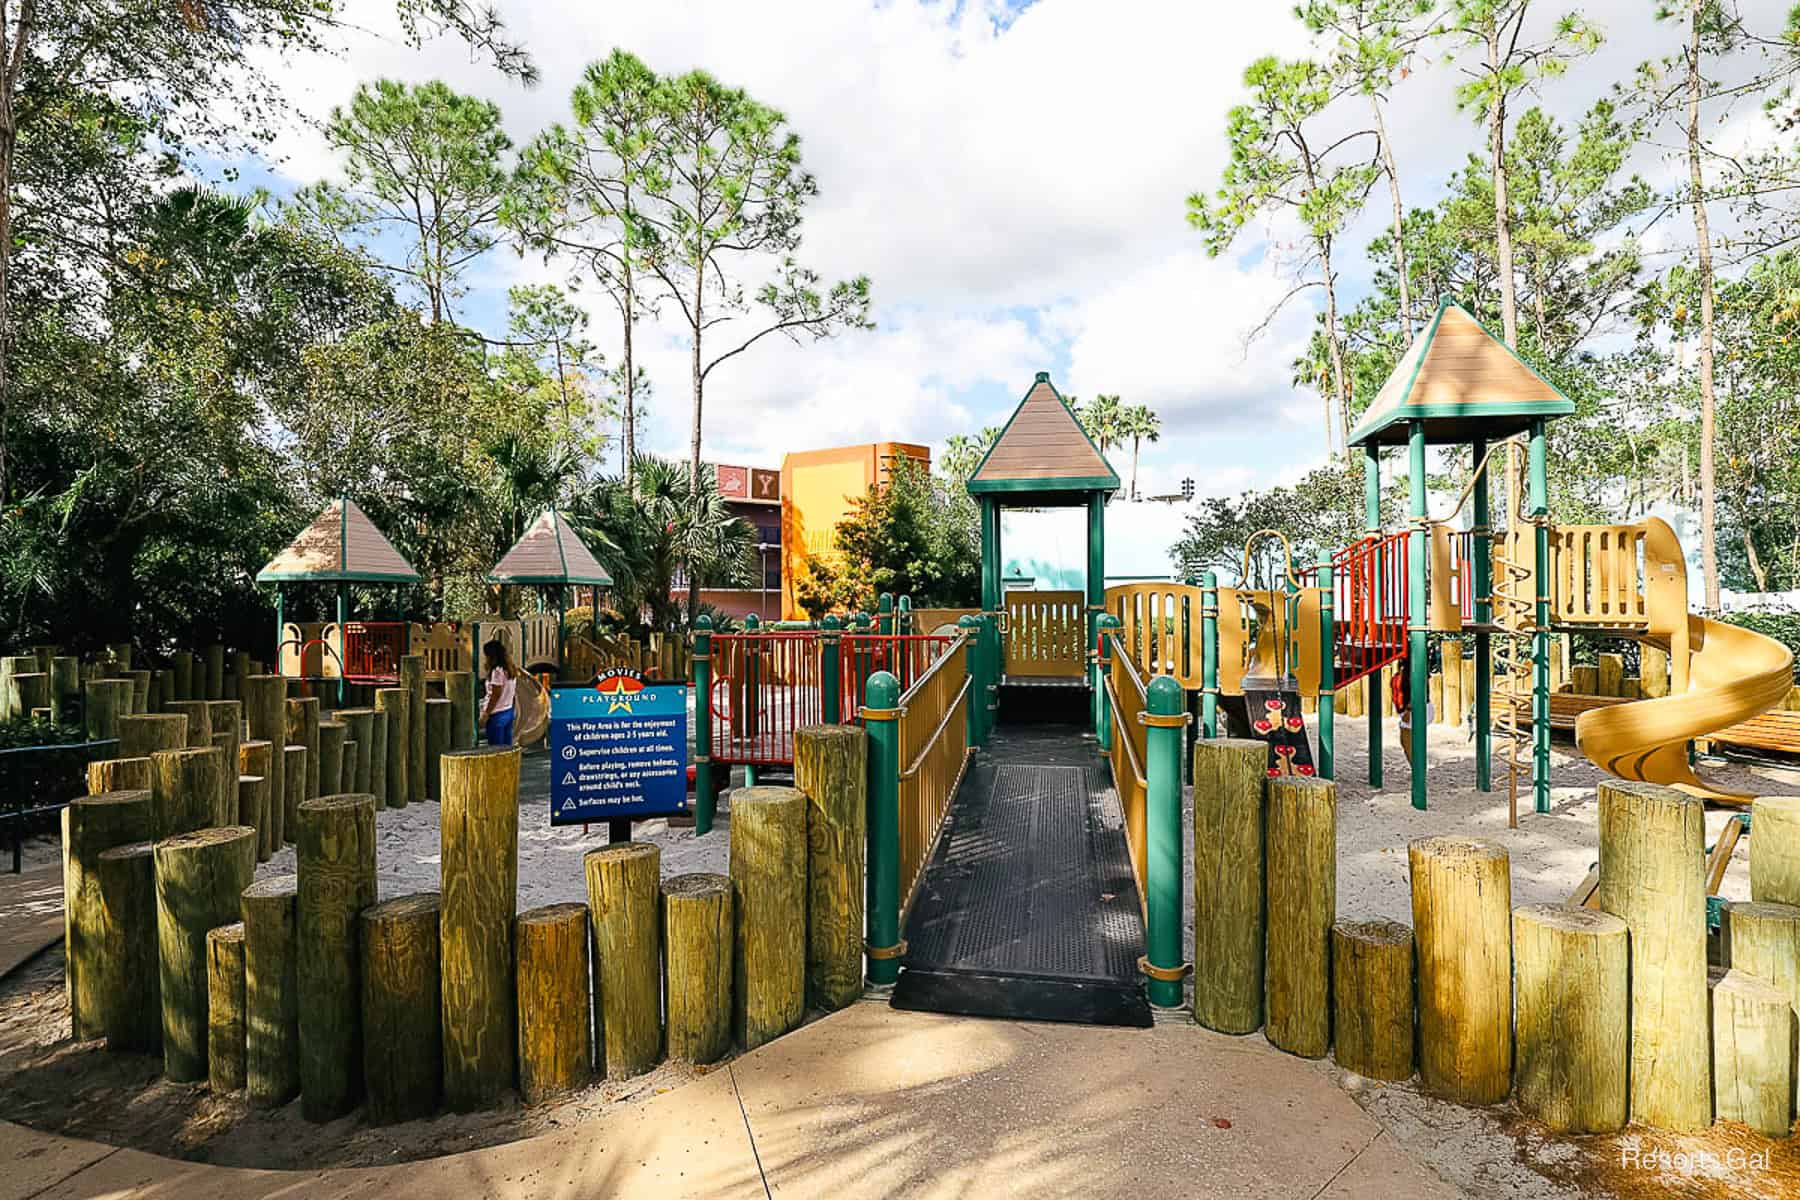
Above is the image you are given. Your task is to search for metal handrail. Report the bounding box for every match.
[897,631,970,707]
[900,673,972,781]
[1102,675,1148,787]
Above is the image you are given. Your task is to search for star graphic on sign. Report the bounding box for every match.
[594,669,646,714]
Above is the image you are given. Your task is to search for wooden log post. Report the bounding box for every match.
[663,873,733,1065]
[241,676,286,844]
[286,696,321,801]
[1330,919,1414,1082]
[362,892,444,1124]
[1409,836,1513,1104]
[425,698,451,802]
[375,688,408,810]
[1440,639,1463,726]
[203,644,225,701]
[401,655,426,806]
[209,733,235,822]
[280,745,305,848]
[1571,663,1598,695]
[1726,900,1800,1116]
[446,669,475,751]
[150,746,225,839]
[86,756,152,795]
[241,874,300,1108]
[237,776,269,864]
[1512,903,1629,1133]
[62,790,154,1040]
[166,700,213,747]
[207,923,247,1093]
[516,902,591,1103]
[1751,796,1800,906]
[585,843,660,1079]
[440,747,521,1110]
[231,652,251,701]
[342,741,359,801]
[240,740,273,860]
[340,709,375,794]
[84,679,130,742]
[1596,780,1710,1130]
[206,701,241,822]
[1597,652,1624,698]
[48,657,78,716]
[295,793,378,1121]
[128,669,151,714]
[368,710,390,809]
[1192,739,1269,1034]
[95,841,159,1053]
[8,672,49,722]
[317,720,347,798]
[0,655,33,718]
[794,725,866,1012]
[154,825,257,1082]
[1265,776,1335,1058]
[119,713,187,759]
[1641,643,1671,699]
[730,786,806,1051]
[1711,967,1796,1137]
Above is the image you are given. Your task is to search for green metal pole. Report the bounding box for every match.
[958,615,982,747]
[1472,437,1492,793]
[821,614,842,725]
[1407,420,1428,812]
[1144,675,1186,1008]
[335,581,348,705]
[693,616,715,834]
[1201,571,1219,738]
[1087,491,1106,736]
[1317,557,1334,781]
[274,586,284,673]
[1095,614,1120,751]
[897,594,912,636]
[742,613,760,788]
[864,670,902,986]
[1529,418,1551,815]
[1364,442,1383,788]
[877,592,894,636]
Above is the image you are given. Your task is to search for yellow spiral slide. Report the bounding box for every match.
[1574,521,1793,801]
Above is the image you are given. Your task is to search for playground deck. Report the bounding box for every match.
[891,724,1151,1028]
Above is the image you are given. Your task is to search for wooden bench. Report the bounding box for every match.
[1490,690,1630,731]
[1703,709,1800,757]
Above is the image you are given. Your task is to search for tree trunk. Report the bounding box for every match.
[1511,903,1628,1133]
[1191,739,1268,1034]
[1372,95,1412,339]
[1264,777,1335,1058]
[1409,835,1512,1104]
[440,747,521,1111]
[62,790,154,1040]
[1488,35,1517,349]
[376,687,409,810]
[1710,967,1794,1137]
[154,825,257,1082]
[241,873,300,1108]
[1321,239,1352,459]
[515,901,591,1103]
[295,793,378,1121]
[401,655,427,805]
[119,713,187,759]
[585,842,661,1078]
[663,872,732,1065]
[1751,796,1800,906]
[425,698,451,802]
[1331,919,1414,1082]
[87,756,151,796]
[1596,779,1710,1129]
[150,746,225,840]
[730,786,807,1051]
[286,697,321,801]
[795,725,866,1012]
[686,265,706,625]
[1686,10,1720,611]
[207,922,247,1094]
[95,840,160,1053]
[361,892,443,1124]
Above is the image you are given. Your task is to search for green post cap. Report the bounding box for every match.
[744,613,760,630]
[1147,674,1183,715]
[866,670,900,708]
[695,614,713,631]
[822,614,841,630]
[1034,371,1050,382]
[878,593,893,613]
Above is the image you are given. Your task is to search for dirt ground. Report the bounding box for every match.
[3,723,1798,1193]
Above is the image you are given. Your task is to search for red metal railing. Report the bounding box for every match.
[343,621,408,681]
[1329,531,1409,688]
[708,631,959,766]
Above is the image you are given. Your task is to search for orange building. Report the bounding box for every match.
[781,442,930,619]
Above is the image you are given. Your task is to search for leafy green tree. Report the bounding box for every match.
[498,283,610,459]
[1119,404,1161,500]
[793,460,978,616]
[1171,465,1370,583]
[300,79,512,325]
[1188,55,1379,457]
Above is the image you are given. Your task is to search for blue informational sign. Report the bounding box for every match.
[549,672,689,825]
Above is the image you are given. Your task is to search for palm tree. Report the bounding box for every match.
[483,432,584,551]
[940,425,1002,484]
[1119,404,1161,500]
[1075,394,1126,455]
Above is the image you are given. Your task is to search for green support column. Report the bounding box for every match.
[1201,571,1219,738]
[1472,437,1493,793]
[897,595,912,636]
[1529,419,1551,814]
[979,497,1003,726]
[1407,420,1428,811]
[821,614,842,725]
[877,592,894,637]
[1317,557,1335,781]
[693,616,715,834]
[1364,442,1383,788]
[1143,676,1187,1008]
[335,581,349,705]
[742,613,760,789]
[1086,491,1106,736]
[274,586,285,672]
[1095,615,1121,751]
[863,671,902,986]
[957,615,983,747]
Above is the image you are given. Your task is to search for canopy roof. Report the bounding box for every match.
[966,372,1120,499]
[1347,297,1575,448]
[256,498,420,584]
[486,507,613,587]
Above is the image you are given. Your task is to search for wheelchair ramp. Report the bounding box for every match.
[892,727,1151,1028]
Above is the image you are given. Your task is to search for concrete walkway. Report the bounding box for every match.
[0,866,61,980]
[1,1000,1453,1200]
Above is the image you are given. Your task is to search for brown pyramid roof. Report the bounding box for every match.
[967,372,1119,495]
[1347,297,1575,447]
[486,508,613,587]
[256,498,419,583]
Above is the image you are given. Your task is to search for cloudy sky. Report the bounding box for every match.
[245,0,1731,499]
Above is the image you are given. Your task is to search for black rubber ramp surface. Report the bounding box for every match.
[892,725,1151,1028]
